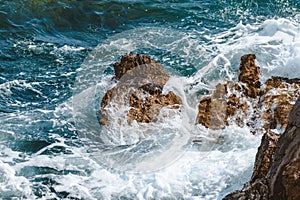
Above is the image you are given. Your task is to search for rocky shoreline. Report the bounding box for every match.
[101,53,299,133]
[196,54,299,133]
[100,53,300,199]
[223,98,300,200]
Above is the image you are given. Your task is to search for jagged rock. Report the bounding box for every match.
[196,83,228,129]
[195,54,300,199]
[196,54,300,134]
[261,77,300,131]
[100,53,182,126]
[196,55,259,130]
[250,130,280,183]
[238,54,261,98]
[223,179,269,200]
[268,98,300,200]
[113,52,154,80]
[128,90,182,123]
[223,98,300,200]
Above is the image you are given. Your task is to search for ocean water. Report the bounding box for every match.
[0,0,299,199]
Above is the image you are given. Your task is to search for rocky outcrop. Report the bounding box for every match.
[127,89,181,123]
[196,83,229,129]
[113,53,156,80]
[261,77,300,131]
[250,130,280,183]
[268,99,300,200]
[100,53,182,126]
[238,54,262,98]
[195,54,300,199]
[196,54,300,134]
[223,98,300,200]
[100,53,300,198]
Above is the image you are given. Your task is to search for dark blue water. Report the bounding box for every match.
[0,0,299,199]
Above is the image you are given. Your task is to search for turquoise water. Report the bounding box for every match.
[0,1,299,199]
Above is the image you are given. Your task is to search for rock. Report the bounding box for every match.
[223,98,300,200]
[196,54,261,130]
[100,53,182,126]
[195,54,300,199]
[223,179,269,200]
[113,52,154,80]
[196,54,300,134]
[238,54,261,98]
[268,98,300,200]
[287,96,300,127]
[196,83,228,129]
[260,77,300,131]
[250,130,280,183]
[128,89,182,123]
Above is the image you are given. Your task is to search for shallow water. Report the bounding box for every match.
[0,0,299,199]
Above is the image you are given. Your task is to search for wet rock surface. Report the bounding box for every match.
[100,53,300,199]
[127,89,182,123]
[198,54,300,199]
[196,83,228,130]
[113,52,154,80]
[268,99,300,200]
[250,130,280,183]
[100,53,182,126]
[261,77,300,131]
[238,54,262,98]
[196,54,300,134]
[223,98,300,200]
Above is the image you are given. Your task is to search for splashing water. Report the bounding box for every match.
[0,1,300,199]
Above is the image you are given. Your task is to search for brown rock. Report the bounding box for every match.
[99,88,114,126]
[225,86,250,128]
[264,76,300,92]
[261,77,300,130]
[196,54,300,133]
[196,97,212,128]
[194,54,300,199]
[250,130,280,183]
[100,53,182,126]
[223,179,269,200]
[128,89,182,123]
[238,54,261,98]
[196,54,262,130]
[196,83,228,129]
[113,52,154,80]
[288,96,300,127]
[223,98,300,200]
[268,98,300,200]
[226,94,239,117]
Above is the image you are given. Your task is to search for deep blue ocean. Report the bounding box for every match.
[0,1,299,199]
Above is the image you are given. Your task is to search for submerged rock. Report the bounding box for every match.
[223,98,300,200]
[100,53,182,126]
[196,54,300,134]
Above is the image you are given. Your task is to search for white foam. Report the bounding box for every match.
[0,124,259,199]
[0,150,33,199]
[68,18,300,197]
[1,17,299,199]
